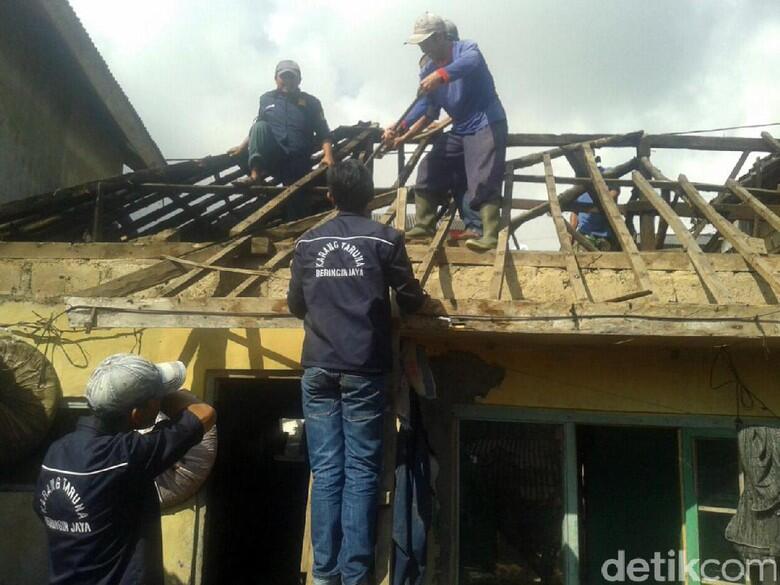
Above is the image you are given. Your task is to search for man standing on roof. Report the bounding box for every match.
[229,60,335,220]
[383,13,508,251]
[288,160,427,585]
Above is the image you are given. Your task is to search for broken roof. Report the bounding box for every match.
[1,123,779,346]
[28,0,165,169]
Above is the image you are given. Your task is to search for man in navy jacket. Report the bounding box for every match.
[33,354,216,585]
[288,159,426,585]
[230,60,335,219]
[383,13,508,251]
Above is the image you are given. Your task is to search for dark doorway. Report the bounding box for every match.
[203,377,308,585]
[578,426,682,585]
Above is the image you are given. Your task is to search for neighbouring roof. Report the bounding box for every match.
[34,0,165,169]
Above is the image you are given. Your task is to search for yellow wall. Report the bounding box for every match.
[3,301,779,584]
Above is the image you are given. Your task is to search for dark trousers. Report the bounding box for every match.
[415,120,508,232]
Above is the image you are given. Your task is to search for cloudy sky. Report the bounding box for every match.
[71,0,779,248]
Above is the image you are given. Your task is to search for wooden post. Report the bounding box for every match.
[489,164,515,299]
[543,154,590,302]
[91,183,103,242]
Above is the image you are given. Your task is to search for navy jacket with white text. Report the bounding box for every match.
[287,212,427,374]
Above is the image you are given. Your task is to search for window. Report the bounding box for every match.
[681,430,743,585]
[459,420,566,585]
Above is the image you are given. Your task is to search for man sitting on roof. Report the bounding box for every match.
[569,158,619,251]
[229,60,335,220]
[383,12,508,251]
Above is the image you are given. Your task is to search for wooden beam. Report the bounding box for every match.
[506,131,644,168]
[404,246,780,272]
[74,242,223,297]
[159,236,251,297]
[66,296,299,329]
[161,255,269,276]
[632,173,730,304]
[655,189,673,249]
[489,166,515,299]
[728,150,752,181]
[0,241,212,259]
[250,237,271,255]
[725,179,780,235]
[393,187,408,231]
[226,245,294,298]
[228,130,372,237]
[405,299,780,340]
[512,174,780,197]
[583,145,655,300]
[678,175,780,302]
[414,203,455,288]
[502,134,772,152]
[64,296,780,341]
[761,131,780,153]
[543,154,589,302]
[691,150,753,239]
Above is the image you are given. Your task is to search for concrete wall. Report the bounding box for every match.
[0,2,125,204]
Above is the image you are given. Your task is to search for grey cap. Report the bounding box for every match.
[444,19,459,42]
[406,12,446,45]
[85,353,186,416]
[275,59,301,79]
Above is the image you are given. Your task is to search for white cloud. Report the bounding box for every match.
[70,0,779,249]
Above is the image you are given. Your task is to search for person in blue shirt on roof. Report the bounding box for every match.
[229,60,335,220]
[33,354,216,585]
[569,157,619,250]
[383,12,508,251]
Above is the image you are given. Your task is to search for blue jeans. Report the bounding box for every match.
[302,367,386,585]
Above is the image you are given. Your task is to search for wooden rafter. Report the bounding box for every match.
[582,145,655,301]
[158,236,252,297]
[632,172,730,303]
[543,154,589,302]
[761,131,780,154]
[678,175,780,302]
[414,203,455,288]
[74,242,224,297]
[726,179,780,235]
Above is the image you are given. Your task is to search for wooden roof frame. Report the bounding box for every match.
[0,123,778,342]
